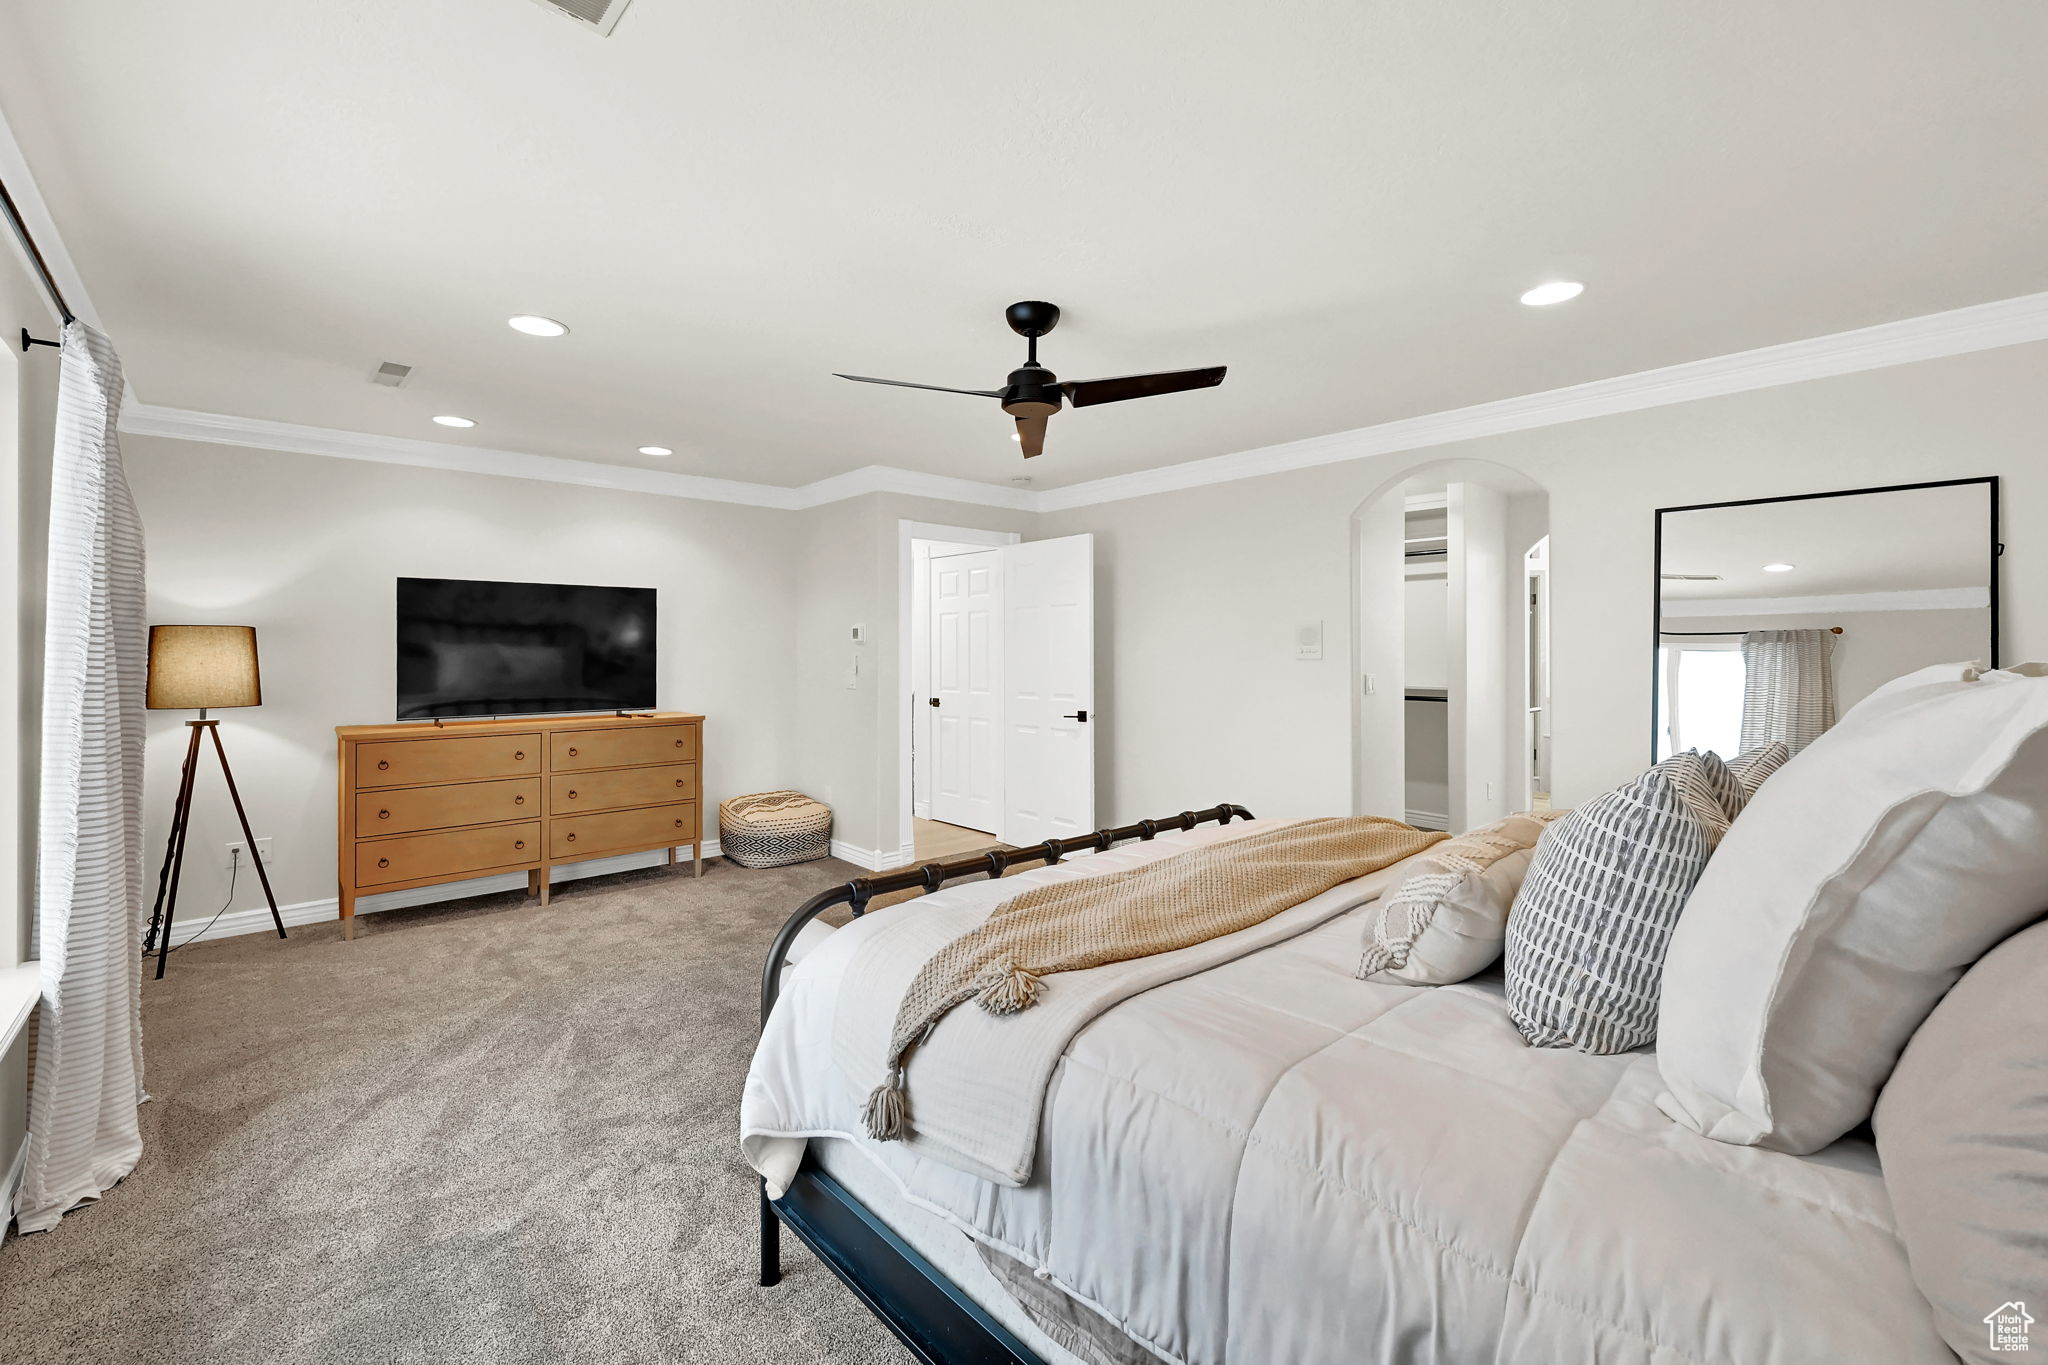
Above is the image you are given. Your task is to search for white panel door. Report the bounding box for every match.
[1002,534,1095,846]
[929,549,1003,834]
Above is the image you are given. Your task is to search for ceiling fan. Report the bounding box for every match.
[834,301,1226,458]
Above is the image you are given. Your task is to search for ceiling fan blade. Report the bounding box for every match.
[1059,366,1227,408]
[1015,414,1047,458]
[834,373,1003,398]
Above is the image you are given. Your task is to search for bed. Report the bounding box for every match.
[741,807,1954,1365]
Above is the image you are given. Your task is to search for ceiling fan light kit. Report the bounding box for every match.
[835,300,1226,459]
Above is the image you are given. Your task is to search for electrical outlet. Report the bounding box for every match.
[225,838,274,874]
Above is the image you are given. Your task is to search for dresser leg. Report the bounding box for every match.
[539,866,551,907]
[527,869,541,898]
[340,891,355,942]
[666,846,675,867]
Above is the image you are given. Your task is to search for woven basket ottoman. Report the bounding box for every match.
[719,791,834,868]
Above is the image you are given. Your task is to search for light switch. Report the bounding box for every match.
[1296,621,1324,661]
[850,623,866,645]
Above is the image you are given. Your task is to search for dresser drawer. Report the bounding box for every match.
[549,763,697,815]
[550,724,698,772]
[356,822,540,886]
[357,778,539,836]
[550,802,697,859]
[356,734,541,789]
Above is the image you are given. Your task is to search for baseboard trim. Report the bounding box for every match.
[828,839,915,872]
[168,842,723,945]
[2,1133,28,1235]
[1405,809,1450,831]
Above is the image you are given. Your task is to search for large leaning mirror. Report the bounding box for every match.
[1653,478,1998,762]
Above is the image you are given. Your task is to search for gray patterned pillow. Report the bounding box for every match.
[1505,751,1747,1054]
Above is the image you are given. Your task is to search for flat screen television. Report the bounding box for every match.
[396,577,656,719]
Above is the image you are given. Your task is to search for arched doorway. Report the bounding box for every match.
[1351,459,1550,832]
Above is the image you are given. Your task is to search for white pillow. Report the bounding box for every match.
[1357,812,1555,986]
[1656,666,2048,1153]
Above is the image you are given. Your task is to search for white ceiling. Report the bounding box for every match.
[1659,482,1993,602]
[3,2,2046,490]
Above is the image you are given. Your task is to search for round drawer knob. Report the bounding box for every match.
[568,747,578,757]
[568,790,578,799]
[673,819,684,828]
[514,750,525,760]
[566,833,576,843]
[377,809,391,820]
[514,840,525,850]
[377,858,390,869]
[674,739,685,748]
[675,779,685,787]
[377,760,390,771]
[514,795,525,805]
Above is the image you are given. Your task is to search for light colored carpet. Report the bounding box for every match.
[0,857,909,1364]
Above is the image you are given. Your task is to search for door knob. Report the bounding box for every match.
[928,697,941,708]
[1062,710,1090,723]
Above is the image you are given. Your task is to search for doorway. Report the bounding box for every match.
[898,522,1098,865]
[1352,461,1550,834]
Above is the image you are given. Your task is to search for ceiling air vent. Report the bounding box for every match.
[371,361,413,388]
[1660,572,1723,582]
[525,0,633,35]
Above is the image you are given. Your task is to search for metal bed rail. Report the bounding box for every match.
[759,802,1255,1029]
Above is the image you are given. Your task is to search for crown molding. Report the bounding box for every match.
[791,463,1037,512]
[106,292,2048,517]
[1035,289,2048,512]
[118,403,1036,512]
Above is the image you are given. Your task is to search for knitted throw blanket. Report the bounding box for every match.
[862,815,1446,1140]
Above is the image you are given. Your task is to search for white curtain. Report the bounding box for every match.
[14,322,148,1233]
[1739,628,1836,755]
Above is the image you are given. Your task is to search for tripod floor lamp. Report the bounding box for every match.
[143,625,285,978]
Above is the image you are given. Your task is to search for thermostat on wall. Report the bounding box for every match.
[1296,621,1323,661]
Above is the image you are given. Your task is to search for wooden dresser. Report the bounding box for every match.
[336,712,703,938]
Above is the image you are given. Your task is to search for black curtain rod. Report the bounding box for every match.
[0,172,75,353]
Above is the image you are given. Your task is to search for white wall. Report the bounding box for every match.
[124,433,806,920]
[1041,340,2048,824]
[1,225,58,1211]
[1661,607,1991,715]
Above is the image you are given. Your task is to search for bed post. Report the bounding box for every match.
[759,1179,781,1286]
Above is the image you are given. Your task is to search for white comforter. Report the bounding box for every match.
[743,840,1953,1365]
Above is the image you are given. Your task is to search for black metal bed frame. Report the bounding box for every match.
[755,802,1256,1365]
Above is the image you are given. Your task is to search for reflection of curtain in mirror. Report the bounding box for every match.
[1739,629,1836,754]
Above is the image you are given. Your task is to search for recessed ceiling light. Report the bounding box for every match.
[431,415,476,428]
[638,445,673,457]
[1519,281,1585,306]
[1762,562,1796,573]
[507,315,569,337]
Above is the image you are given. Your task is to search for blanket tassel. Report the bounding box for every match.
[976,959,1045,1015]
[863,1069,910,1142]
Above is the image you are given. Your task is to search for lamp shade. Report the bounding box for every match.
[146,625,262,711]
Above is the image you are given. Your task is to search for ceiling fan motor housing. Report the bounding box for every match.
[1001,365,1063,417]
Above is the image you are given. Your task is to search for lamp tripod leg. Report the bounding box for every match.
[155,724,210,980]
[208,724,286,939]
[144,724,205,956]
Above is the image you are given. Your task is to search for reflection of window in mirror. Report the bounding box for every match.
[1653,478,1996,763]
[1658,640,1744,760]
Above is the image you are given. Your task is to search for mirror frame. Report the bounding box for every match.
[1650,476,2000,761]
